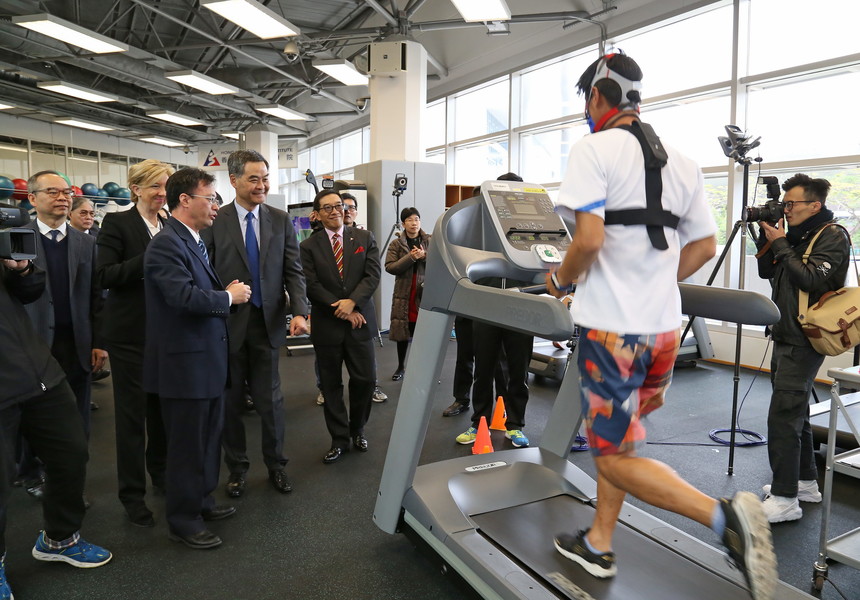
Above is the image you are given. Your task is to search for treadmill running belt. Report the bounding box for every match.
[472,494,750,600]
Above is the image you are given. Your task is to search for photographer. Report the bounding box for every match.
[755,173,850,523]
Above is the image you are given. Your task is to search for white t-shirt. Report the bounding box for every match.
[555,127,717,334]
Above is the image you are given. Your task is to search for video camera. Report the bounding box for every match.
[393,173,407,196]
[0,203,37,261]
[745,176,783,226]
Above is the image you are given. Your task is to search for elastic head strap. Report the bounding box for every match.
[589,53,643,112]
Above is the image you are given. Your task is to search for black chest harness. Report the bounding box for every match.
[602,121,679,251]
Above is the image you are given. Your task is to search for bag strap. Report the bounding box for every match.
[798,223,856,317]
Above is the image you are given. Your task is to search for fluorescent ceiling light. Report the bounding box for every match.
[0,144,28,153]
[313,59,369,86]
[55,117,114,131]
[221,131,241,140]
[13,14,129,54]
[201,0,301,39]
[0,102,13,110]
[255,104,309,121]
[165,70,240,95]
[147,110,207,127]
[140,136,183,147]
[450,0,511,22]
[37,81,118,103]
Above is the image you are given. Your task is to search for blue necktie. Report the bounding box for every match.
[245,212,262,308]
[197,238,208,261]
[49,230,60,243]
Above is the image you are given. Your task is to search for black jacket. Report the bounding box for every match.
[756,221,851,346]
[0,264,67,409]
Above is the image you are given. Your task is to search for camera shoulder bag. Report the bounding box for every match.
[796,223,860,356]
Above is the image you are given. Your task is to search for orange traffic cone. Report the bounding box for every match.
[489,396,507,431]
[472,416,494,455]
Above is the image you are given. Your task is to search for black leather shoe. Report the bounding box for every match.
[168,529,222,549]
[92,368,111,382]
[442,400,470,417]
[202,505,236,521]
[352,434,368,452]
[269,469,293,493]
[323,447,346,464]
[126,504,156,528]
[391,369,405,381]
[225,473,246,498]
[90,401,100,410]
[26,481,45,500]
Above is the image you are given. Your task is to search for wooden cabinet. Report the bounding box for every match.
[445,184,476,208]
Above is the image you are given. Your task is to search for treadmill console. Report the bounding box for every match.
[482,181,571,270]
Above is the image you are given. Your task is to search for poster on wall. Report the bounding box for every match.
[278,144,297,169]
[198,143,237,170]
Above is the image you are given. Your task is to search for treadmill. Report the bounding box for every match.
[373,180,813,600]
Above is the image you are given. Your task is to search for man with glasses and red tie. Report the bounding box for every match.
[300,190,380,464]
[18,172,107,500]
[755,173,850,524]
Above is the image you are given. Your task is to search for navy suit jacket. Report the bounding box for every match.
[201,201,308,349]
[300,227,380,344]
[143,217,230,400]
[24,221,103,372]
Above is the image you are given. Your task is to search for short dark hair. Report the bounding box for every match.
[166,168,216,211]
[228,149,268,177]
[341,192,358,209]
[27,170,61,193]
[313,189,342,211]
[576,52,643,108]
[400,207,420,222]
[497,172,523,182]
[782,173,831,205]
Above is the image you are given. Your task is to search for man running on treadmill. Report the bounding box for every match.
[545,52,777,600]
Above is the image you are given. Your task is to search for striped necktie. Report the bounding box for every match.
[332,233,343,278]
[197,238,208,261]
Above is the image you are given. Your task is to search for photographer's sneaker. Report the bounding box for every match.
[554,530,617,578]
[372,386,388,403]
[0,555,12,600]
[760,494,802,523]
[720,492,777,600]
[32,532,112,568]
[762,479,821,503]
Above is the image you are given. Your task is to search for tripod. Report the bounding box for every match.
[382,187,405,255]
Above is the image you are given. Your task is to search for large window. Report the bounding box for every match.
[424,101,446,150]
[453,79,509,141]
[519,123,588,184]
[453,138,509,184]
[641,94,732,168]
[519,53,595,126]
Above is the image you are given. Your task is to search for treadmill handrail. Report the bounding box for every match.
[679,282,779,325]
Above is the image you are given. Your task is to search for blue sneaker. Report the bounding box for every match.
[31,532,112,568]
[506,429,529,448]
[0,556,13,600]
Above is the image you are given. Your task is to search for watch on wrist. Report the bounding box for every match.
[551,271,574,294]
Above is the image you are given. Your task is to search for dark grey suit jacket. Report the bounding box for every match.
[202,201,308,349]
[24,220,103,372]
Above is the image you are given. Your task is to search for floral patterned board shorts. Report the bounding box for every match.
[577,327,680,457]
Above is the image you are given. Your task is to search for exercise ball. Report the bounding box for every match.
[72,186,83,197]
[18,199,33,211]
[103,181,120,196]
[96,188,109,199]
[12,178,28,201]
[56,171,71,186]
[81,183,99,197]
[0,176,13,199]
[115,187,132,205]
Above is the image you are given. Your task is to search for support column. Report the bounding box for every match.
[369,40,428,162]
[243,124,279,187]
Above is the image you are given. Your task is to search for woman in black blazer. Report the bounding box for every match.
[96,159,173,528]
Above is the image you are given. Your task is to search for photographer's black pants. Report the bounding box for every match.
[767,342,824,498]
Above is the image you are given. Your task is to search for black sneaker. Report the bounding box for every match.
[720,492,777,600]
[554,529,617,578]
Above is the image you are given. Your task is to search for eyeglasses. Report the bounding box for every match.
[34,188,75,198]
[75,210,96,217]
[342,204,357,213]
[319,203,344,214]
[187,194,221,205]
[784,200,817,210]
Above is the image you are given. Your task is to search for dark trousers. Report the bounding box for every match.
[223,306,287,475]
[108,340,166,509]
[452,316,509,404]
[1,382,88,556]
[315,336,376,449]
[471,322,532,430]
[768,341,823,497]
[161,396,223,537]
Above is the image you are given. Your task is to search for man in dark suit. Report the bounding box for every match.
[202,150,308,498]
[23,172,107,434]
[144,168,251,549]
[300,190,381,464]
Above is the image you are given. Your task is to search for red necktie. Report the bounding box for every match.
[332,233,343,278]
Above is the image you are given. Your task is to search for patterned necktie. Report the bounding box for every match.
[245,212,262,307]
[197,238,208,261]
[332,233,344,278]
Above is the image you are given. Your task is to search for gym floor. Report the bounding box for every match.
[4,337,859,599]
